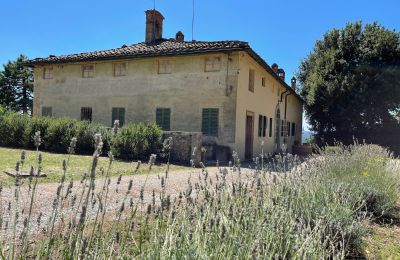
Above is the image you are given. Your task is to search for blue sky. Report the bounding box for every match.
[1,0,399,130]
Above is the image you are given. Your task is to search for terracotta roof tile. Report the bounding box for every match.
[27,40,250,65]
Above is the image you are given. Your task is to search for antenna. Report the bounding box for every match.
[192,0,195,41]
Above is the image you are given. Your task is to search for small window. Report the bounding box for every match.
[82,64,94,78]
[287,121,291,136]
[292,122,296,136]
[156,108,171,131]
[249,69,255,92]
[42,106,52,117]
[269,117,273,137]
[114,63,126,77]
[158,60,172,74]
[262,77,266,87]
[205,57,221,72]
[202,108,219,136]
[43,67,53,79]
[81,107,92,122]
[112,107,125,127]
[258,115,263,137]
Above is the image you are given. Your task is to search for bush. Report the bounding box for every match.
[0,112,30,147]
[23,116,52,149]
[74,121,112,155]
[111,122,162,160]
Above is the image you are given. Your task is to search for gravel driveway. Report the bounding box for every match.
[0,166,258,241]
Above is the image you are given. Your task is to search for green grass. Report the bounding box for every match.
[362,222,400,259]
[0,146,189,185]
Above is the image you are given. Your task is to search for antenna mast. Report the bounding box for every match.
[192,0,195,41]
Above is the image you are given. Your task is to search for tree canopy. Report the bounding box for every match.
[0,55,33,114]
[298,22,400,152]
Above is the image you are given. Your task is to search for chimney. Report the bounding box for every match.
[277,68,285,81]
[291,77,297,91]
[271,63,278,74]
[145,10,164,44]
[176,31,184,42]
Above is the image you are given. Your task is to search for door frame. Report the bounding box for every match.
[245,111,254,160]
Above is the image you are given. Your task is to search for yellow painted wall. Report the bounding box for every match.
[235,52,303,159]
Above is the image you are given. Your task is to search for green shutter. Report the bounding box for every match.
[202,108,218,136]
[119,108,125,127]
[269,117,273,137]
[258,115,263,137]
[156,108,171,131]
[263,116,267,137]
[112,108,118,126]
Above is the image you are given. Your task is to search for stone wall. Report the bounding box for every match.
[163,131,202,165]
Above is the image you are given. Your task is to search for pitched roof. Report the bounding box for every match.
[26,40,249,65]
[26,39,304,102]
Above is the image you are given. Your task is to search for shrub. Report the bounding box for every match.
[0,112,30,147]
[44,117,78,153]
[74,120,111,155]
[23,116,52,149]
[111,122,162,160]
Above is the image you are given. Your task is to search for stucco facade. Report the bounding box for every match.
[29,9,303,161]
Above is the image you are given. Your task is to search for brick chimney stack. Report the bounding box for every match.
[271,63,278,74]
[145,10,164,44]
[291,77,297,91]
[176,31,184,42]
[277,68,285,81]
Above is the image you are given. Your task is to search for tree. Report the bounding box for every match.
[298,22,400,152]
[0,55,34,114]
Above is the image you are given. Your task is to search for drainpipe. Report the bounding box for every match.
[279,90,292,145]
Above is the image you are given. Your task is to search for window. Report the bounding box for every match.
[43,67,53,79]
[205,57,221,72]
[291,122,296,136]
[156,108,171,131]
[202,108,219,136]
[112,107,125,127]
[281,120,284,136]
[82,64,94,78]
[262,77,266,87]
[158,60,172,74]
[114,63,126,77]
[81,107,92,122]
[287,121,291,136]
[248,69,255,92]
[269,117,273,137]
[258,115,268,137]
[42,107,52,117]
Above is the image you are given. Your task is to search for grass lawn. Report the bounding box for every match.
[0,146,190,186]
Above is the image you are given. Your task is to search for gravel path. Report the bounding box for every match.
[0,166,258,241]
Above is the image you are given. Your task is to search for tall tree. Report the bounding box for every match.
[0,55,34,114]
[298,22,400,151]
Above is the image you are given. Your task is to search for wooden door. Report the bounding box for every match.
[245,113,254,160]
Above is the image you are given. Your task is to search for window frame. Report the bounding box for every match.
[204,57,222,72]
[156,108,171,131]
[113,62,127,77]
[82,64,95,78]
[41,106,52,117]
[81,107,93,122]
[202,108,219,137]
[43,67,53,80]
[248,69,255,92]
[112,107,126,127]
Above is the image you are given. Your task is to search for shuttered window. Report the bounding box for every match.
[81,107,92,122]
[269,117,273,137]
[292,122,296,136]
[287,121,291,136]
[82,64,94,78]
[156,108,171,131]
[249,69,255,92]
[112,107,125,127]
[281,120,284,137]
[258,115,267,137]
[202,108,219,136]
[42,107,52,117]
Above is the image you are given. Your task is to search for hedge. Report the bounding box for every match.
[0,109,162,160]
